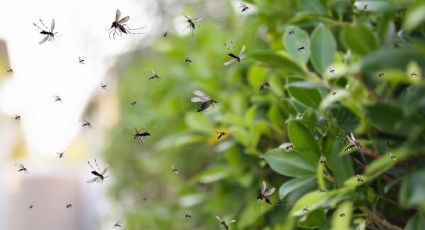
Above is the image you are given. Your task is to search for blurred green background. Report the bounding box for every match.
[104,0,425,229]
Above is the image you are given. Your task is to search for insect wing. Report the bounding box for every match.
[39,35,49,44]
[191,96,209,103]
[264,187,275,196]
[261,180,267,193]
[101,167,109,175]
[223,59,237,66]
[51,19,55,32]
[238,45,246,58]
[193,90,209,98]
[115,9,121,22]
[118,16,129,24]
[216,216,223,222]
[87,177,99,183]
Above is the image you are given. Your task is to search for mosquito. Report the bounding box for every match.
[216,216,236,230]
[131,101,137,106]
[329,66,336,74]
[345,132,362,151]
[87,159,108,183]
[240,3,249,12]
[101,82,108,89]
[224,42,246,66]
[146,70,160,80]
[163,32,168,37]
[216,130,227,140]
[332,91,336,95]
[108,9,144,40]
[185,210,192,219]
[288,30,295,35]
[184,15,201,31]
[172,164,179,175]
[390,152,397,161]
[303,206,310,213]
[133,128,150,144]
[257,180,275,205]
[80,118,92,128]
[7,67,13,73]
[411,72,417,77]
[297,41,306,53]
[14,115,21,120]
[259,81,270,92]
[33,19,57,45]
[57,151,65,158]
[185,56,192,63]
[78,56,86,64]
[29,205,34,209]
[54,96,62,102]
[113,222,122,228]
[191,90,218,112]
[16,163,28,173]
[319,188,326,193]
[320,156,326,164]
[340,213,346,217]
[378,72,384,77]
[66,204,72,208]
[357,174,363,182]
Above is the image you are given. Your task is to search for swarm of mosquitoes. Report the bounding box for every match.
[11,2,395,229]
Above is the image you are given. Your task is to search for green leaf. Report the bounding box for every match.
[405,212,425,230]
[297,209,326,228]
[310,24,336,75]
[400,168,425,210]
[331,201,352,230]
[264,148,316,177]
[361,48,425,74]
[283,26,311,65]
[404,4,425,30]
[364,103,411,136]
[250,50,305,73]
[300,0,326,14]
[341,24,378,55]
[279,176,316,200]
[287,81,323,108]
[288,120,321,163]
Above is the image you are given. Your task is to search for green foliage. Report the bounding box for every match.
[105,0,425,229]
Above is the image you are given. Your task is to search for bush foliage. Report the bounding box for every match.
[105,0,425,229]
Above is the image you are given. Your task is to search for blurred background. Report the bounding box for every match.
[0,0,258,229]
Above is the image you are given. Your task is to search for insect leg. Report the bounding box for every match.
[39,19,49,31]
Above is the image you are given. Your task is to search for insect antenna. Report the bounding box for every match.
[39,19,49,31]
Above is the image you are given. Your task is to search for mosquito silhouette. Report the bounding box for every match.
[224,42,246,66]
[345,132,362,151]
[54,96,62,102]
[87,159,108,183]
[15,163,28,173]
[146,70,160,80]
[216,130,227,140]
[191,90,217,112]
[33,19,57,44]
[29,205,34,209]
[184,15,201,31]
[57,151,65,158]
[101,82,108,89]
[133,128,150,144]
[216,216,236,230]
[14,115,21,120]
[257,180,275,205]
[131,101,137,106]
[240,3,249,12]
[78,56,86,64]
[185,56,193,63]
[7,67,13,73]
[357,174,364,182]
[80,118,92,128]
[171,164,179,175]
[108,9,144,40]
[113,221,122,228]
[66,204,72,208]
[185,211,192,219]
[259,81,270,92]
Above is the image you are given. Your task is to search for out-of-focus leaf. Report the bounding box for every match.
[341,24,377,55]
[185,113,214,133]
[404,4,425,30]
[297,209,326,228]
[250,50,305,73]
[331,201,352,230]
[264,148,316,177]
[364,103,412,136]
[288,120,321,163]
[279,176,316,200]
[361,49,425,74]
[405,212,425,230]
[300,0,326,14]
[287,81,323,108]
[283,26,310,65]
[310,24,336,75]
[400,168,425,210]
